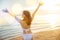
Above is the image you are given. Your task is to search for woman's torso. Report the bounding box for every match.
[20,20,32,34]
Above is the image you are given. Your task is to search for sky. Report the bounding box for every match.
[0,0,38,27]
[0,0,60,27]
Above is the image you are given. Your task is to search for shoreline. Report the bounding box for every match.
[10,27,60,40]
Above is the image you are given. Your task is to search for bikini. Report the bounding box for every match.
[22,28,33,40]
[22,33,32,40]
[15,16,33,40]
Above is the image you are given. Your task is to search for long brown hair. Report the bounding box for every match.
[23,10,32,25]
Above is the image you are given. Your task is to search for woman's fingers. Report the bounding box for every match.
[2,8,9,13]
[39,0,44,6]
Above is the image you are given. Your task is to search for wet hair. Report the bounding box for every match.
[23,10,32,25]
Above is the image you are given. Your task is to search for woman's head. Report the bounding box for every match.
[23,10,32,25]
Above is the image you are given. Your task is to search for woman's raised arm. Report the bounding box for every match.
[32,2,44,21]
[2,8,16,17]
[2,8,22,23]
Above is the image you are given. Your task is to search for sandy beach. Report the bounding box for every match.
[10,27,60,40]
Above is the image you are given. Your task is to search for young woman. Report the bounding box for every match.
[3,2,43,40]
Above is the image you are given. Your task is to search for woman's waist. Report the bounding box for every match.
[22,28,32,34]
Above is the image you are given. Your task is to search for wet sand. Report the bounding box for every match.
[10,28,60,40]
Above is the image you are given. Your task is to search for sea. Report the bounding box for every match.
[0,22,53,40]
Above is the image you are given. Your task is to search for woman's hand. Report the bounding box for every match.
[2,8,15,17]
[2,8,9,13]
[39,0,44,6]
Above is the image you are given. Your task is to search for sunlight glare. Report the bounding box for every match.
[43,14,59,27]
[11,3,23,15]
[40,0,58,10]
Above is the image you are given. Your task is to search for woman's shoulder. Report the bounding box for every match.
[20,20,27,26]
